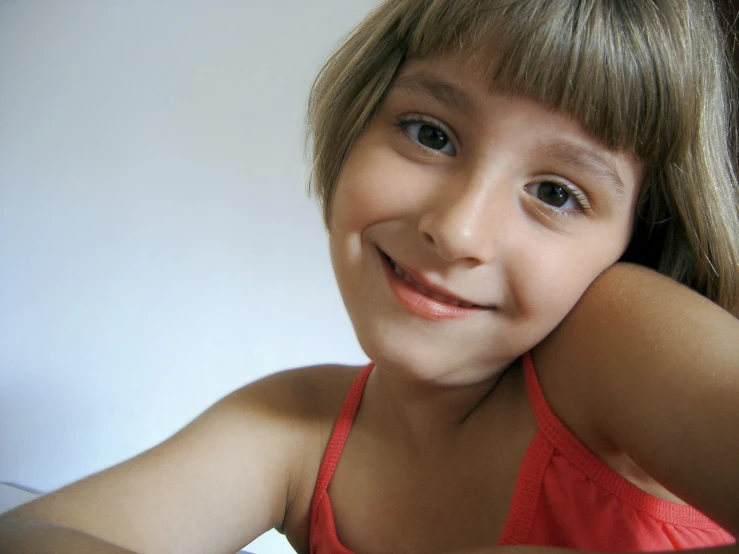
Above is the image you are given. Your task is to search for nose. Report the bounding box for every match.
[418,169,511,264]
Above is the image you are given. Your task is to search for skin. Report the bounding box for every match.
[329,55,643,419]
[1,55,738,554]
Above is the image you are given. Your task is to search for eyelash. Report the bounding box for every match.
[394,113,457,154]
[393,113,592,217]
[527,179,592,218]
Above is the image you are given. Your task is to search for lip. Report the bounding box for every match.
[378,249,489,321]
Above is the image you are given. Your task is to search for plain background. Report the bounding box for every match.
[0,1,381,551]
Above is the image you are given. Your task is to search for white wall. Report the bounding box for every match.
[0,1,378,551]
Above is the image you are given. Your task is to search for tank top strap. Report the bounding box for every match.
[521,351,611,473]
[521,352,560,434]
[521,351,613,467]
[520,352,732,529]
[310,362,374,527]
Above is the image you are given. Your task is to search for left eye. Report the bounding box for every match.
[403,121,456,155]
[526,181,582,212]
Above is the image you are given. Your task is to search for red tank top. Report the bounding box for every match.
[309,354,735,553]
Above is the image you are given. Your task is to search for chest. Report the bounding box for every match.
[325,387,537,554]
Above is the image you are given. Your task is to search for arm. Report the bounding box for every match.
[448,546,739,554]
[0,519,138,553]
[535,263,739,536]
[0,367,319,554]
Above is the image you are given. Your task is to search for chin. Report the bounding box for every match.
[354,320,529,386]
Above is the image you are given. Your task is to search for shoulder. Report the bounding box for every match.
[4,362,366,554]
[533,262,738,400]
[221,362,365,487]
[530,263,739,526]
[226,363,364,434]
[532,262,738,444]
[234,363,365,548]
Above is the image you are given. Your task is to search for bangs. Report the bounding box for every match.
[400,0,707,164]
[308,0,738,312]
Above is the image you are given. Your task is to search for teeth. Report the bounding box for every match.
[389,256,476,308]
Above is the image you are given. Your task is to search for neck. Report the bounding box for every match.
[362,360,509,448]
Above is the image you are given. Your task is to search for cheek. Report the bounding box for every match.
[328,142,391,274]
[519,259,589,317]
[331,141,433,232]
[512,231,629,321]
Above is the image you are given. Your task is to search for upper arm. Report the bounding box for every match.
[2,368,320,554]
[536,263,739,535]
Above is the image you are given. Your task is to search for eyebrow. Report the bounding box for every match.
[535,139,626,195]
[390,73,476,116]
[391,74,628,195]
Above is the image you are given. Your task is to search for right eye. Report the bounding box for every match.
[398,118,457,155]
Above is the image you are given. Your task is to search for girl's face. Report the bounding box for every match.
[329,55,643,385]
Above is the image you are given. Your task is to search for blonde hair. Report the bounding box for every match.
[307,0,739,315]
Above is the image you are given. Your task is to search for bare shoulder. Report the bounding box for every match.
[267,363,364,550]
[532,263,739,529]
[243,362,362,420]
[533,262,739,421]
[533,262,739,443]
[3,362,364,554]
[232,362,362,454]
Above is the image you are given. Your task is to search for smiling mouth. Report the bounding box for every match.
[380,250,484,309]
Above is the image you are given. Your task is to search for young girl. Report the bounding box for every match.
[2,1,739,553]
